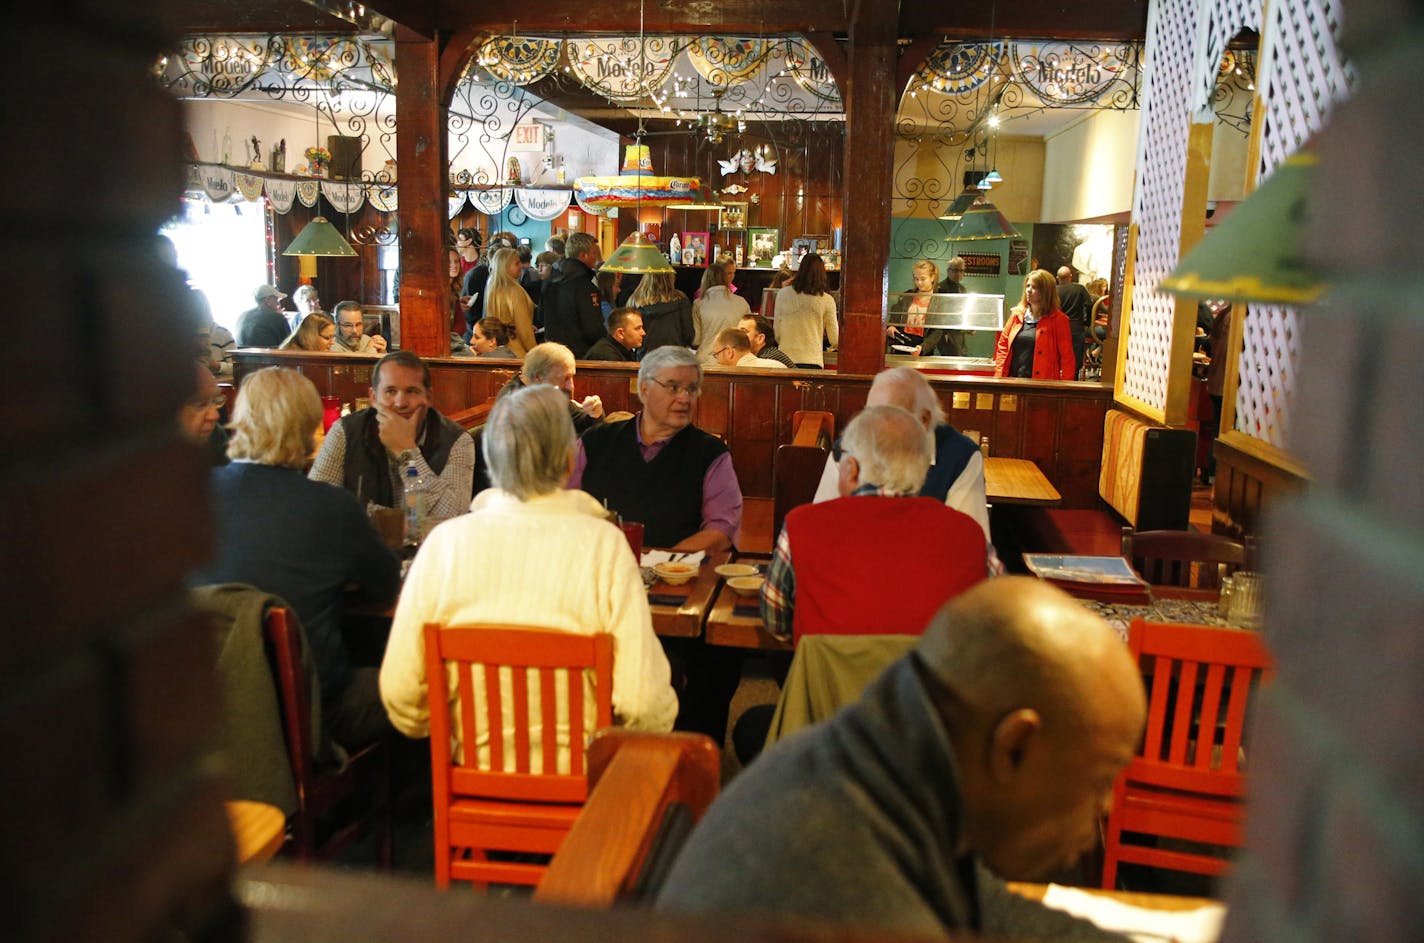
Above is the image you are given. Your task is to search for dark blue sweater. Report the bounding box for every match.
[193,463,400,700]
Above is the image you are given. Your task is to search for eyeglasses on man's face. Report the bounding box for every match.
[647,377,701,397]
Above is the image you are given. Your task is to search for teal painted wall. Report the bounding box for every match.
[889,216,1034,357]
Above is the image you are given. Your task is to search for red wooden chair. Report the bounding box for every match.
[263,606,392,865]
[1121,526,1255,590]
[422,624,613,889]
[1101,618,1273,889]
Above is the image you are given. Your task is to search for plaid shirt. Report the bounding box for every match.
[761,484,1002,642]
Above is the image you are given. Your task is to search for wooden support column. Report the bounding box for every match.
[395,35,450,357]
[836,0,897,376]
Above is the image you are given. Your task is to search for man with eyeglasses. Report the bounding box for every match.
[573,345,740,553]
[331,301,388,355]
[178,361,229,466]
[711,327,787,370]
[572,345,745,743]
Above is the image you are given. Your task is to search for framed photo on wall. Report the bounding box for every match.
[748,227,780,267]
[682,231,710,265]
[719,202,748,230]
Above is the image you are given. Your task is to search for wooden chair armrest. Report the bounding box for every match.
[535,730,719,906]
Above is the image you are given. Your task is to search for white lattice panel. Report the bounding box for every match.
[1123,0,1202,412]
[1192,0,1263,115]
[1235,0,1353,448]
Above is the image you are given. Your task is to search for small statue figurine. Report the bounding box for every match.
[250,135,263,170]
[506,155,522,184]
[668,232,681,262]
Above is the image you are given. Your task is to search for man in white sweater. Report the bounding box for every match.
[380,385,677,769]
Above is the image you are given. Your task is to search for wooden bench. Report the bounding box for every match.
[447,398,495,431]
[534,730,720,907]
[1018,409,1196,555]
[771,410,835,538]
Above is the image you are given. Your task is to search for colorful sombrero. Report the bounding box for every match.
[575,145,702,210]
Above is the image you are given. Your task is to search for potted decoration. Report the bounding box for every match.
[305,146,331,178]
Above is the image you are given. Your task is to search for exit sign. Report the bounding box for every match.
[511,123,546,151]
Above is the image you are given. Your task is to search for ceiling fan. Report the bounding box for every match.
[696,88,743,143]
[637,86,745,143]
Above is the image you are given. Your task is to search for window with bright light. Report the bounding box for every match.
[163,197,270,331]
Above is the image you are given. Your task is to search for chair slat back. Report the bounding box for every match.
[422,624,614,806]
[1121,527,1249,589]
[1127,619,1273,796]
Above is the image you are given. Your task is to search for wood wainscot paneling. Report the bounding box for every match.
[233,351,1114,503]
[1210,430,1310,540]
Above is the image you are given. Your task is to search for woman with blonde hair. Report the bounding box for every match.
[693,257,751,361]
[992,268,1076,379]
[484,246,537,356]
[194,366,400,750]
[628,269,694,353]
[279,312,336,352]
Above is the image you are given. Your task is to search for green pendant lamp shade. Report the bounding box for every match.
[602,230,674,275]
[945,200,1022,241]
[1160,149,1321,305]
[938,186,982,221]
[283,216,357,257]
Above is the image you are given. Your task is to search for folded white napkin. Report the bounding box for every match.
[1040,884,1226,943]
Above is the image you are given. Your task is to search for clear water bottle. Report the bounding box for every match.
[402,460,431,548]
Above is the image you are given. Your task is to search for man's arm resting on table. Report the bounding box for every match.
[673,451,741,553]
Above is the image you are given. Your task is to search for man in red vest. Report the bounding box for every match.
[762,404,990,645]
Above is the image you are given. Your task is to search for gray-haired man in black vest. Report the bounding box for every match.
[310,351,475,525]
[570,345,744,744]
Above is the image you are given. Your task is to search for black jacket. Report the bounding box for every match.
[541,257,604,356]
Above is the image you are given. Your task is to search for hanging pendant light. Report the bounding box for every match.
[603,230,674,275]
[285,94,356,258]
[1160,148,1321,304]
[283,216,357,257]
[945,200,1022,241]
[938,185,983,221]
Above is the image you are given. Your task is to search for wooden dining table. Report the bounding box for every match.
[645,551,729,638]
[984,456,1062,506]
[702,553,791,650]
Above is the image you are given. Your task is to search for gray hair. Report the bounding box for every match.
[638,345,701,387]
[294,284,319,304]
[522,342,575,383]
[484,385,576,500]
[840,404,931,493]
[869,366,946,430]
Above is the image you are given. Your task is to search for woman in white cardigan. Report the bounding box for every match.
[379,384,677,771]
[773,254,839,368]
[693,258,751,361]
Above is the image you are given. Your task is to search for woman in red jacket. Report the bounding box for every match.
[993,269,1077,380]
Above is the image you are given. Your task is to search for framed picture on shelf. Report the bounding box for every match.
[682,231,710,265]
[719,202,747,230]
[748,227,779,267]
[790,237,819,266]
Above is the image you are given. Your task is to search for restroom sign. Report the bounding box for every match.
[511,123,546,151]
